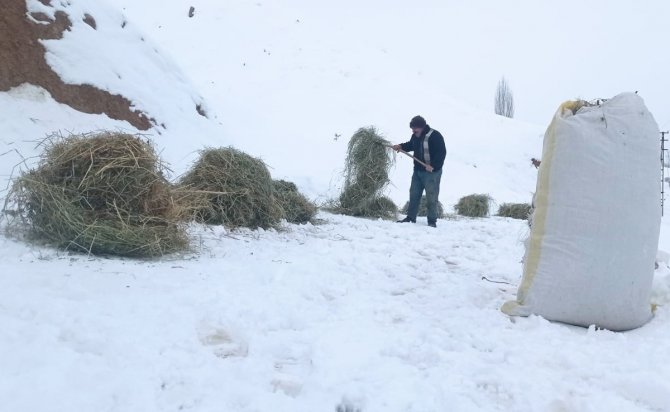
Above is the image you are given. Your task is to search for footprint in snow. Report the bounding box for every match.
[197,326,248,359]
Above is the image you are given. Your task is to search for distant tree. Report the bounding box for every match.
[494,77,515,118]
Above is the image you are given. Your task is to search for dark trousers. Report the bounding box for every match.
[406,169,442,223]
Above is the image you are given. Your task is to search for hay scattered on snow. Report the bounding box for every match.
[3,132,188,257]
[401,195,445,218]
[178,147,283,229]
[273,179,317,224]
[455,194,491,218]
[335,127,397,218]
[497,203,531,220]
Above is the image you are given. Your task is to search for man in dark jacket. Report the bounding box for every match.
[392,115,446,227]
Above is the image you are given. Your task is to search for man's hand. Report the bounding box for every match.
[392,144,401,152]
[425,165,434,173]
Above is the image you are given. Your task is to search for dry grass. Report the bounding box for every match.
[335,127,397,218]
[497,203,531,220]
[273,179,317,224]
[454,194,491,218]
[177,147,283,229]
[561,99,600,115]
[401,195,445,218]
[3,132,189,257]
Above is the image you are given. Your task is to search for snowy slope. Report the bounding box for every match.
[112,0,546,207]
[114,0,670,130]
[3,0,547,210]
[1,0,224,190]
[2,1,670,411]
[27,0,208,125]
[112,0,670,206]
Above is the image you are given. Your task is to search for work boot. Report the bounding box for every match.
[428,220,437,228]
[397,216,416,223]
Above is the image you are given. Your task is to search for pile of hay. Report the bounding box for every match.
[3,132,188,257]
[455,194,491,218]
[401,195,445,218]
[178,147,283,229]
[336,127,397,218]
[273,179,317,224]
[497,203,531,220]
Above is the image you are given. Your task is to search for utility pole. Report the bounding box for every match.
[662,131,669,215]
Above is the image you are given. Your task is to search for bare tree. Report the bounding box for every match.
[494,77,515,118]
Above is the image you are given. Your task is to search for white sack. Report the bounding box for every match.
[502,93,661,331]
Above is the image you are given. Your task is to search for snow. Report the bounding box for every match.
[2,215,668,411]
[2,215,670,411]
[2,0,670,411]
[0,84,137,187]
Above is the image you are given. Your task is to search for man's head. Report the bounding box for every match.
[409,115,427,136]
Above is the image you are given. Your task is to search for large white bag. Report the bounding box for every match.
[502,93,661,331]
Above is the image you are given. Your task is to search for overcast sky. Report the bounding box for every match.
[300,0,669,130]
[419,0,669,130]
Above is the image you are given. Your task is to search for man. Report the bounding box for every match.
[392,115,446,228]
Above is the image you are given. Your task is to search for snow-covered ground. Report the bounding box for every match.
[2,214,670,411]
[2,0,670,411]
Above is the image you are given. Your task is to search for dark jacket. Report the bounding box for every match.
[400,125,447,171]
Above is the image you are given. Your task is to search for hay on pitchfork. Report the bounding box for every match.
[3,132,188,257]
[335,127,397,219]
[177,147,283,229]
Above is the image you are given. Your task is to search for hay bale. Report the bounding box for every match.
[336,127,397,218]
[3,132,188,257]
[338,189,397,219]
[178,147,283,229]
[497,202,531,220]
[401,195,445,218]
[455,194,491,218]
[273,179,317,224]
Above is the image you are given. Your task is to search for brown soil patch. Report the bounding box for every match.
[0,0,152,130]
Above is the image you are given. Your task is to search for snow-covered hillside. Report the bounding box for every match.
[112,0,547,207]
[1,0,221,192]
[2,0,546,210]
[2,1,670,411]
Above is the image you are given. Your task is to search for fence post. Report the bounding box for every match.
[662,131,669,215]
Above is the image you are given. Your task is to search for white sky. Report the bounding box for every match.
[413,0,670,129]
[272,0,670,130]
